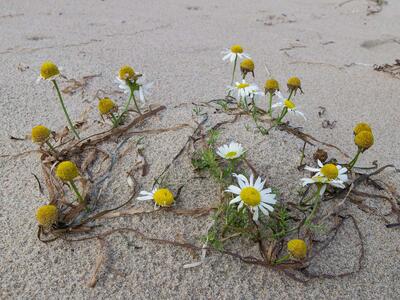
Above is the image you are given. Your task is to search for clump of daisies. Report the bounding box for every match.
[115,65,153,118]
[348,122,374,170]
[38,61,80,139]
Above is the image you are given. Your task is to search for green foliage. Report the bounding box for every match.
[266,205,291,240]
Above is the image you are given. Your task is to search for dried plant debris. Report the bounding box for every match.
[367,0,387,15]
[374,59,400,79]
[62,74,101,95]
[14,52,399,288]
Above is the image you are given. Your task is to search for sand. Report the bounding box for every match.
[1,0,400,299]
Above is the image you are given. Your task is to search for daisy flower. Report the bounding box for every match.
[137,186,174,207]
[216,142,245,160]
[301,160,348,195]
[37,60,61,83]
[226,174,276,221]
[228,80,262,100]
[272,91,306,120]
[222,44,250,63]
[117,74,153,106]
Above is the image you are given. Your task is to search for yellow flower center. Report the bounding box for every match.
[240,187,261,207]
[153,188,174,207]
[237,82,250,89]
[264,79,279,92]
[320,164,338,180]
[284,99,296,109]
[40,61,60,80]
[230,44,243,54]
[119,65,135,80]
[287,76,301,89]
[31,125,51,143]
[354,131,374,150]
[225,151,238,158]
[98,98,116,115]
[56,161,79,182]
[36,205,58,228]
[353,122,372,135]
[287,239,307,259]
[240,59,254,71]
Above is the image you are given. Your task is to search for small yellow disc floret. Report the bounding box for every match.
[264,79,279,94]
[284,99,296,110]
[40,61,60,80]
[353,123,372,135]
[31,125,51,143]
[240,187,261,207]
[98,98,116,115]
[320,164,338,180]
[354,131,374,151]
[287,77,301,91]
[36,205,58,227]
[119,65,135,80]
[56,161,79,181]
[240,59,254,72]
[225,151,238,158]
[153,188,174,207]
[287,239,307,259]
[230,45,244,54]
[236,82,250,89]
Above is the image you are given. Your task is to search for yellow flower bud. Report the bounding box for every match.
[40,61,60,80]
[31,125,51,143]
[36,205,58,227]
[56,161,79,181]
[240,59,255,77]
[264,79,279,94]
[354,131,374,151]
[287,76,302,93]
[98,98,117,115]
[287,239,307,259]
[353,122,372,135]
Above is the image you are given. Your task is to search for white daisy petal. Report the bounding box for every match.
[229,196,241,205]
[226,185,241,195]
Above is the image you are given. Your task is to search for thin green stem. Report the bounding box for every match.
[275,107,288,124]
[274,254,290,265]
[69,180,85,205]
[110,112,119,127]
[287,89,294,100]
[230,55,238,86]
[52,80,80,139]
[45,140,57,153]
[348,149,362,170]
[268,93,273,116]
[304,185,322,225]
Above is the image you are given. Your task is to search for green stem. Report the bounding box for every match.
[304,185,323,225]
[348,149,362,170]
[288,89,294,100]
[268,93,273,116]
[230,55,238,86]
[275,107,288,124]
[110,112,119,127]
[69,180,85,205]
[45,140,57,153]
[274,254,290,265]
[52,80,80,139]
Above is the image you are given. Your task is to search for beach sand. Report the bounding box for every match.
[1,0,400,298]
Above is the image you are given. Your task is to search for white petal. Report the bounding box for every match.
[226,185,241,195]
[252,207,259,221]
[229,196,241,205]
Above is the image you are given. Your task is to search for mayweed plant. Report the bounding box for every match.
[26,46,390,285]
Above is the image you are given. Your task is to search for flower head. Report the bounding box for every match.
[240,59,255,77]
[354,130,374,151]
[353,122,372,135]
[36,205,58,227]
[40,60,60,80]
[287,239,307,259]
[31,125,51,143]
[216,142,245,160]
[313,149,328,163]
[56,161,79,181]
[137,187,174,207]
[117,74,152,106]
[264,78,279,94]
[226,174,276,221]
[118,65,135,81]
[98,98,117,115]
[287,76,302,93]
[222,45,250,63]
[228,80,263,101]
[273,91,306,120]
[301,160,348,195]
